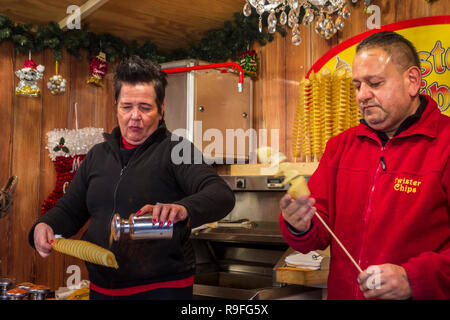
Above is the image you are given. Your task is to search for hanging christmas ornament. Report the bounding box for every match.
[87,52,107,87]
[41,126,104,215]
[239,50,258,78]
[15,55,45,97]
[47,61,67,95]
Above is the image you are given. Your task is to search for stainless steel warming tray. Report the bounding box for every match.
[191,175,321,300]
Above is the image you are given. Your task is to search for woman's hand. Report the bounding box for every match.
[136,203,188,227]
[34,222,55,258]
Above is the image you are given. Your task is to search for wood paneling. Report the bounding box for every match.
[0,41,14,278]
[35,49,70,289]
[0,0,448,292]
[10,51,44,284]
[256,32,287,154]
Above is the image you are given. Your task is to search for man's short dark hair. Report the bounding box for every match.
[114,56,168,114]
[356,31,420,72]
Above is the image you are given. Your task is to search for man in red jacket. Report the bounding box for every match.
[280,31,450,299]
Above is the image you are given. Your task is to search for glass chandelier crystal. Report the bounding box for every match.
[243,0,356,46]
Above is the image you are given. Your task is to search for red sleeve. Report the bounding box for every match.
[402,248,450,300]
[279,213,330,253]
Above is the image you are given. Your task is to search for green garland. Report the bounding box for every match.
[0,12,281,64]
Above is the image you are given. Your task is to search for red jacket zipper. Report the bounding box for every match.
[355,145,386,299]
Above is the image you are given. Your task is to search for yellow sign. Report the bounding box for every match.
[307,16,450,115]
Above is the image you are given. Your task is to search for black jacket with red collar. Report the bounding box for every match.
[29,122,235,289]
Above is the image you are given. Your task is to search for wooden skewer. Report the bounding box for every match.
[313,211,363,273]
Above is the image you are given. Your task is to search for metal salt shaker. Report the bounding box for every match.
[111,213,173,241]
[29,285,51,300]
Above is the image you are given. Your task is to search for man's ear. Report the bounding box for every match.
[405,66,422,97]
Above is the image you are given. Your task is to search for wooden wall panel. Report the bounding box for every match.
[395,0,430,21]
[429,0,450,15]
[35,48,71,290]
[257,32,287,154]
[285,26,311,161]
[68,52,98,129]
[0,42,14,277]
[338,3,368,44]
[10,51,44,284]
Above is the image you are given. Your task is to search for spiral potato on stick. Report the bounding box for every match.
[53,238,119,269]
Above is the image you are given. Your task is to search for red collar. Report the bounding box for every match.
[121,137,140,149]
[356,94,440,141]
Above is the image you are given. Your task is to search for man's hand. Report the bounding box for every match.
[280,194,316,233]
[34,223,55,258]
[136,203,188,227]
[358,264,412,300]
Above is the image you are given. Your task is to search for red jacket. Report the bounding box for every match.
[280,95,450,299]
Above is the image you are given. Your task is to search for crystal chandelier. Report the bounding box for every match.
[243,0,354,46]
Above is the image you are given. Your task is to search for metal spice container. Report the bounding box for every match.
[111,213,173,241]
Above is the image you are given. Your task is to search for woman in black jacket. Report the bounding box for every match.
[29,56,235,300]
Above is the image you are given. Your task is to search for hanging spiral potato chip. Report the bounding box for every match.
[301,78,313,161]
[310,72,323,161]
[293,64,359,161]
[292,79,307,158]
[321,69,333,153]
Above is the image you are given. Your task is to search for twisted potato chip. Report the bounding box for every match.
[287,176,310,199]
[53,238,119,269]
[293,65,359,161]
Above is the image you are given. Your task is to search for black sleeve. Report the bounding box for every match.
[28,150,93,248]
[170,141,235,228]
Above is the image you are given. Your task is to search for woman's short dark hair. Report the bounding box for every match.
[356,31,420,72]
[114,56,168,114]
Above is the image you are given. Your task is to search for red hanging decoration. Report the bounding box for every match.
[41,155,86,215]
[87,52,107,87]
[41,128,104,215]
[239,50,258,79]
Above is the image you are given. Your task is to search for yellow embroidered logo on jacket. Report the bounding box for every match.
[393,177,422,194]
